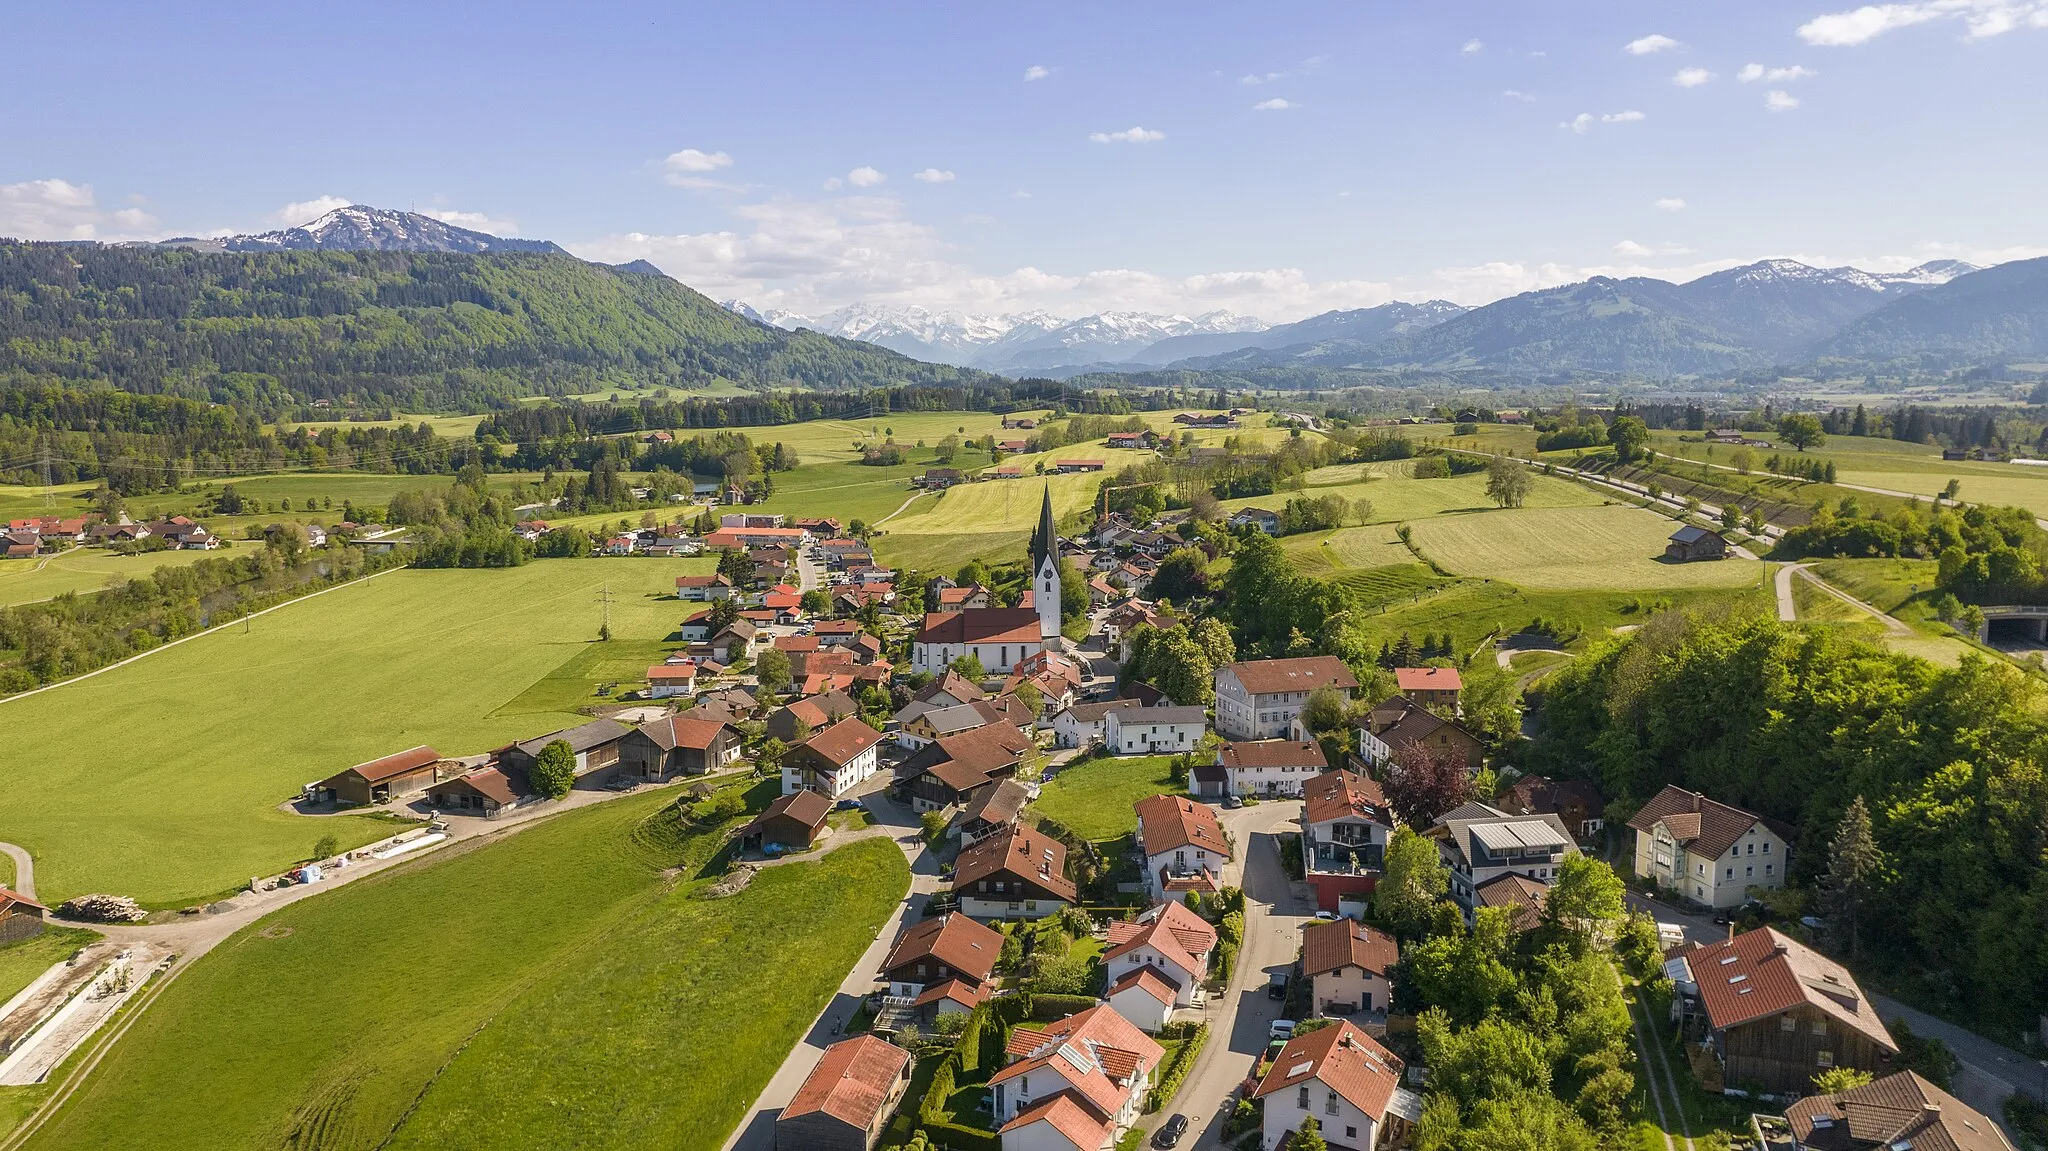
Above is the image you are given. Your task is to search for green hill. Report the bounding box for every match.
[0,242,996,411]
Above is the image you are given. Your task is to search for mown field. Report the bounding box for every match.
[1221,468,1607,526]
[276,413,487,437]
[1031,755,1181,846]
[1407,506,1765,590]
[0,557,712,906]
[18,787,909,1151]
[0,548,226,607]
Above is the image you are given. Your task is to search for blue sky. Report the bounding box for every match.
[3,1,2044,319]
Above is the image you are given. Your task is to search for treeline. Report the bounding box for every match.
[1533,615,2048,1031]
[1775,498,2048,607]
[0,537,407,693]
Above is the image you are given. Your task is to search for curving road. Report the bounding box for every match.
[0,844,33,900]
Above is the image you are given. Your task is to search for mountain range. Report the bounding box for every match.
[157,204,569,255]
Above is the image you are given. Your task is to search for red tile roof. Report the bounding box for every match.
[1251,1019,1405,1123]
[1627,784,1794,860]
[343,745,441,783]
[1784,1071,2012,1151]
[1000,1095,1109,1150]
[1301,917,1398,979]
[1303,770,1389,829]
[1103,899,1217,976]
[1679,927,1896,1052]
[1108,966,1179,1006]
[0,887,47,913]
[1224,656,1359,696]
[1219,739,1327,770]
[746,789,831,836]
[915,608,1044,647]
[780,1035,910,1129]
[802,717,883,768]
[1395,666,1462,691]
[1134,794,1231,860]
[882,912,1003,983]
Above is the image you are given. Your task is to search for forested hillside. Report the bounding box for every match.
[0,243,996,412]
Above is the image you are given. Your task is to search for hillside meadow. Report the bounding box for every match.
[0,548,224,607]
[1407,505,1765,590]
[0,557,712,906]
[17,787,909,1151]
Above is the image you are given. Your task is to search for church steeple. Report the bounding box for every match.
[1030,486,1057,574]
[1031,486,1060,641]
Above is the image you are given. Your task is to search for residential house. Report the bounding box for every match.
[645,661,698,698]
[701,525,812,550]
[1431,802,1579,916]
[1783,1072,2010,1151]
[1628,785,1793,909]
[1106,431,1145,450]
[1134,794,1231,901]
[1301,917,1398,1017]
[1356,697,1485,771]
[1667,927,1897,1094]
[2,533,37,560]
[1473,873,1550,931]
[1300,770,1396,915]
[896,701,995,749]
[895,724,1034,812]
[0,889,48,946]
[1228,507,1282,535]
[1393,667,1462,710]
[879,912,1003,1019]
[813,620,864,646]
[1500,775,1606,841]
[1049,699,1140,749]
[958,779,1032,847]
[1250,1021,1420,1151]
[1666,525,1730,562]
[499,718,630,781]
[710,620,760,664]
[767,689,862,743]
[774,1032,913,1146]
[922,467,965,489]
[915,670,988,709]
[741,789,833,852]
[1102,705,1206,756]
[1214,657,1360,741]
[721,513,788,529]
[678,609,717,642]
[313,745,450,806]
[782,717,884,798]
[1210,739,1327,798]
[618,716,741,780]
[426,764,532,819]
[911,608,1048,675]
[1101,900,1217,1030]
[145,516,218,549]
[1003,651,1085,717]
[955,825,1076,920]
[991,1005,1163,1151]
[1100,601,1173,657]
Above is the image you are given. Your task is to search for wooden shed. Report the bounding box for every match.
[1665,525,1729,562]
[0,888,47,945]
[426,765,532,818]
[314,746,447,806]
[741,790,832,853]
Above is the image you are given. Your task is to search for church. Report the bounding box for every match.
[909,487,1063,675]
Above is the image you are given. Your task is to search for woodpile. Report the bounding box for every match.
[56,894,147,923]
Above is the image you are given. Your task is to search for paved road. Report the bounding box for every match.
[1140,800,1310,1148]
[1775,563,1803,622]
[720,783,938,1151]
[0,844,34,900]
[1626,892,2043,1124]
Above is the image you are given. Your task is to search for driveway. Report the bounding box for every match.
[1140,800,1310,1148]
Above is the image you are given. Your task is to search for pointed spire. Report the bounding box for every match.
[1032,486,1057,572]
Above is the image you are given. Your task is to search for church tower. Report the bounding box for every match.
[1030,486,1061,640]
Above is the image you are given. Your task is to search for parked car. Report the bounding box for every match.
[1267,974,1288,1001]
[1270,1019,1296,1041]
[834,798,863,811]
[1222,794,1243,809]
[1314,910,1338,921]
[1152,1114,1189,1148]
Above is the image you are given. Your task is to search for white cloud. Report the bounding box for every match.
[424,209,522,236]
[1012,190,1033,199]
[270,195,352,227]
[912,168,956,184]
[1655,197,1688,211]
[1738,63,1818,82]
[1240,71,1283,85]
[1613,240,1654,257]
[1089,126,1166,144]
[663,149,735,189]
[1797,1,2048,45]
[1502,89,1537,102]
[1625,33,1682,54]
[1253,98,1295,111]
[1462,38,1485,53]
[847,167,886,187]
[1565,110,1647,132]
[1673,67,1716,86]
[1023,64,1050,81]
[1613,239,1696,257]
[1765,89,1802,111]
[0,179,159,240]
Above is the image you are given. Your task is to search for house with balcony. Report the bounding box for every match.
[878,912,1003,1023]
[1214,656,1358,740]
[1430,802,1578,918]
[991,1006,1163,1151]
[1300,770,1396,916]
[1628,784,1794,910]
[1134,794,1231,901]
[1250,1021,1422,1151]
[954,826,1077,921]
[1099,900,1217,1033]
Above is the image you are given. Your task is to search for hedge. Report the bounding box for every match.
[924,1121,1001,1151]
[1144,1022,1210,1112]
[1029,993,1100,1021]
[920,1054,958,1127]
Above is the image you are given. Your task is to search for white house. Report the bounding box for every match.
[781,717,883,798]
[1100,900,1216,1031]
[675,573,739,601]
[1134,794,1232,901]
[1213,656,1359,741]
[1250,1021,1420,1151]
[1626,784,1794,910]
[1105,968,1177,1036]
[910,608,1048,675]
[1212,739,1327,798]
[1103,705,1206,756]
[992,1005,1163,1151]
[1049,699,1140,749]
[646,662,698,699]
[1300,917,1398,1017]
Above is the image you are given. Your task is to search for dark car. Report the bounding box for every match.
[1153,1114,1189,1148]
[1267,976,1288,1000]
[834,798,863,811]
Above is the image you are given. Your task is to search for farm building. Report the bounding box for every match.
[1665,525,1729,562]
[1668,927,1896,1094]
[774,1035,912,1151]
[0,889,48,945]
[312,745,451,806]
[617,716,741,780]
[426,765,532,818]
[499,719,630,780]
[741,789,833,853]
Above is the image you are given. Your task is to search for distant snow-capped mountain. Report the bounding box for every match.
[161,205,566,255]
[715,301,1270,369]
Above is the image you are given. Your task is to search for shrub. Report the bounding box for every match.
[1029,994,1099,1021]
[531,738,576,799]
[1144,1022,1210,1112]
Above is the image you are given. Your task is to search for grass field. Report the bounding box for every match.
[1221,470,1607,527]
[0,549,226,607]
[278,413,487,437]
[0,927,98,1007]
[1280,525,1414,576]
[1407,506,1766,590]
[0,558,712,906]
[875,454,1158,572]
[1032,755,1182,845]
[18,785,910,1151]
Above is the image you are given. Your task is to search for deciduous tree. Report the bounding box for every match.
[1376,826,1449,938]
[1385,743,1474,829]
[532,738,576,799]
[1485,455,1531,509]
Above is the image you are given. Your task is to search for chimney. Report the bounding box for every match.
[1922,1102,1942,1114]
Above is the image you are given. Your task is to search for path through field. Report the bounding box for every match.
[1778,563,1913,635]
[0,845,33,900]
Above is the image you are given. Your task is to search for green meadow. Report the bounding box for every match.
[0,548,226,607]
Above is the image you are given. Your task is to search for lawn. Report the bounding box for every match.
[0,927,98,1006]
[277,413,487,437]
[1406,506,1766,590]
[1338,567,1773,652]
[1279,525,1414,576]
[875,457,1156,573]
[18,783,910,1151]
[0,559,708,906]
[0,548,225,607]
[1031,755,1182,845]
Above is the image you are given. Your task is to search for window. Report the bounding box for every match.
[916,963,928,978]
[1746,866,1753,878]
[1765,864,1774,876]
[1726,868,1735,879]
[1298,1086,1310,1109]
[1762,842,1770,854]
[1347,1128,1358,1140]
[1746,843,1755,855]
[1812,1020,1828,1036]
[1781,1015,1797,1032]
[1326,1091,1339,1116]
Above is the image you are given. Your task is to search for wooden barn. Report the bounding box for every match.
[0,888,47,945]
[313,746,448,806]
[1665,525,1729,562]
[774,1035,911,1151]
